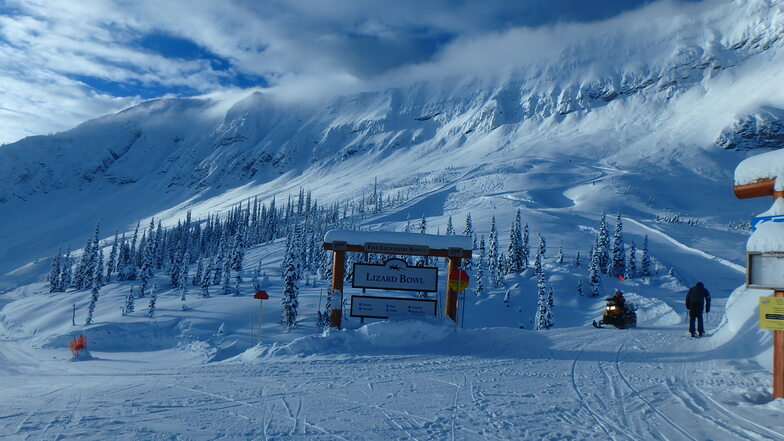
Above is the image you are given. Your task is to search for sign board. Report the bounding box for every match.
[448,269,470,292]
[350,295,437,319]
[254,290,269,300]
[332,241,348,251]
[353,258,438,292]
[364,242,429,256]
[752,215,784,231]
[760,297,784,331]
[747,252,784,290]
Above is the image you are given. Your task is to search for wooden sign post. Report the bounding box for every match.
[323,231,472,329]
[734,177,784,399]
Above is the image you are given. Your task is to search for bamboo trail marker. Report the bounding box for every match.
[254,290,269,344]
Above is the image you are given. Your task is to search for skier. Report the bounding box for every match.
[685,282,711,337]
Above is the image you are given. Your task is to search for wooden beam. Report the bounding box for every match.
[733,178,775,199]
[323,242,471,258]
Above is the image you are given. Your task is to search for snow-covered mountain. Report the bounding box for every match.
[0,0,782,283]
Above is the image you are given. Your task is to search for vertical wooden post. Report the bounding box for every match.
[445,257,460,322]
[775,290,784,399]
[329,250,345,328]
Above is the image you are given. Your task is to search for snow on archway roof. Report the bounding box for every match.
[323,229,472,250]
[735,149,784,188]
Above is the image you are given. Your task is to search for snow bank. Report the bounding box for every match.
[712,285,772,368]
[747,220,784,252]
[734,149,784,187]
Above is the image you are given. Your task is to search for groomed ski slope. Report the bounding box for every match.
[0,211,781,441]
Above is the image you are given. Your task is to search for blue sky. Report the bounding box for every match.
[0,0,709,144]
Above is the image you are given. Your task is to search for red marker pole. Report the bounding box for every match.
[254,291,269,345]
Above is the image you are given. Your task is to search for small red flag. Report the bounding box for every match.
[618,274,625,281]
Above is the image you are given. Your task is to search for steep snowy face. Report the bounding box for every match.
[0,0,782,203]
[0,0,781,281]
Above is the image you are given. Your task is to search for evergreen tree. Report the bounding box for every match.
[281,261,299,329]
[589,243,601,298]
[61,247,73,290]
[148,280,158,318]
[488,215,499,287]
[574,251,581,267]
[222,254,232,295]
[180,252,189,304]
[193,257,204,286]
[75,231,94,289]
[94,240,104,287]
[404,214,412,233]
[201,261,212,298]
[85,262,101,325]
[557,241,564,264]
[123,285,135,315]
[534,235,544,276]
[139,220,155,297]
[252,259,263,291]
[106,231,118,282]
[598,211,610,273]
[476,235,486,296]
[535,270,551,330]
[610,213,625,277]
[521,224,530,270]
[48,250,62,292]
[446,216,455,235]
[577,278,584,296]
[506,209,523,274]
[496,252,506,288]
[463,213,474,272]
[625,242,637,280]
[641,235,651,277]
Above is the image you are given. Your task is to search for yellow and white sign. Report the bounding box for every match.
[759,296,784,331]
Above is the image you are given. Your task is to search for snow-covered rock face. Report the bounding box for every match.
[716,107,784,151]
[0,0,782,280]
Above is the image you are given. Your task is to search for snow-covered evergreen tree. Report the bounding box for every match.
[281,261,299,329]
[534,235,544,276]
[535,270,552,330]
[148,280,158,318]
[193,257,204,286]
[201,261,212,298]
[48,250,62,292]
[476,235,485,296]
[625,242,637,280]
[506,209,523,274]
[180,253,189,304]
[138,220,155,297]
[640,235,651,277]
[123,285,135,315]
[222,254,232,295]
[574,251,581,267]
[521,223,530,270]
[106,231,118,283]
[94,238,104,287]
[61,247,73,290]
[557,241,564,264]
[446,216,455,235]
[85,262,101,325]
[589,242,601,298]
[488,215,499,287]
[577,278,584,296]
[598,211,610,273]
[463,213,473,272]
[610,213,625,277]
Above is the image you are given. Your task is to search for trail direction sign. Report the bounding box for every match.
[350,295,437,319]
[747,252,784,290]
[254,290,269,300]
[760,297,784,331]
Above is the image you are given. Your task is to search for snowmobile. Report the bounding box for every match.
[592,297,637,329]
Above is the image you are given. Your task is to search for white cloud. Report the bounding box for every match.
[0,0,728,144]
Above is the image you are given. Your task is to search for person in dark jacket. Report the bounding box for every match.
[685,282,711,337]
